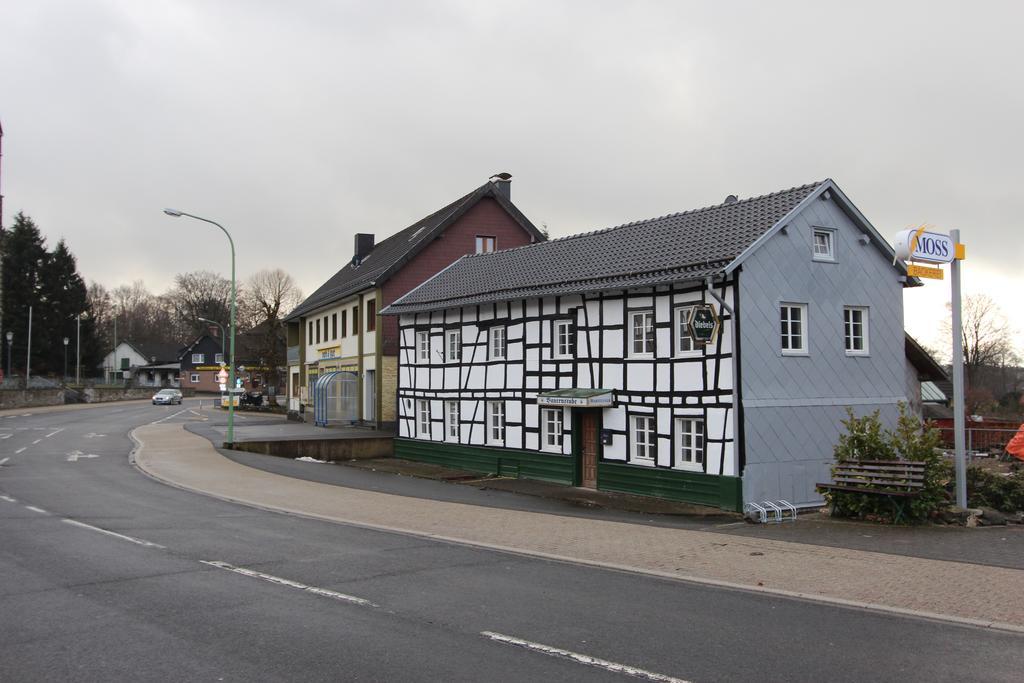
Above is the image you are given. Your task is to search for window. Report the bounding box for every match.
[120,357,130,370]
[352,306,359,336]
[541,408,563,451]
[214,353,224,364]
[476,236,496,253]
[417,331,430,362]
[780,303,807,354]
[190,373,200,383]
[366,300,376,332]
[813,228,835,261]
[675,418,704,470]
[675,306,697,354]
[631,415,656,461]
[445,329,461,362]
[630,311,655,356]
[192,353,204,364]
[844,306,869,355]
[553,320,573,358]
[315,318,321,344]
[332,313,338,339]
[308,321,313,342]
[490,326,507,360]
[444,400,460,441]
[487,401,505,444]
[341,310,348,338]
[417,400,431,438]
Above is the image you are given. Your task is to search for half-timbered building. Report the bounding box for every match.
[383,180,917,510]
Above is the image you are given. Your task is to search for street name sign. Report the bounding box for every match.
[906,264,944,280]
[688,304,720,345]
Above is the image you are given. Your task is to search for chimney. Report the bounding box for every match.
[489,172,512,201]
[353,233,375,264]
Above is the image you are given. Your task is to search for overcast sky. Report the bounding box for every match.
[1,0,1021,354]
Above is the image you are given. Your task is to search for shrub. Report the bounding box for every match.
[824,404,945,523]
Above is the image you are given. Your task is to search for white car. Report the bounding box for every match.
[152,389,183,405]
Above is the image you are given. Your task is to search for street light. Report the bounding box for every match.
[63,337,69,381]
[197,316,226,358]
[164,208,237,445]
[5,330,11,381]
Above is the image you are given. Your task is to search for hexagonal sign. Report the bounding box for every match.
[688,304,720,345]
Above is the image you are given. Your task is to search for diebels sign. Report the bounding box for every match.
[688,304,720,345]
[893,227,955,264]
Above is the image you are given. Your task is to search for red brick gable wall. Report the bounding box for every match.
[380,197,535,355]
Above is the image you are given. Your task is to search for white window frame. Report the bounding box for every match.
[630,414,657,462]
[487,401,505,445]
[674,305,699,356]
[553,320,573,359]
[192,353,204,364]
[445,329,461,363]
[490,326,507,360]
[675,417,705,471]
[812,228,836,262]
[416,331,430,362]
[214,353,224,364]
[444,400,460,442]
[844,306,869,356]
[475,235,496,254]
[190,373,200,383]
[417,399,431,439]
[541,408,564,452]
[629,310,655,358]
[780,303,808,355]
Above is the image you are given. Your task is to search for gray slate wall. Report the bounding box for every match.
[738,193,907,506]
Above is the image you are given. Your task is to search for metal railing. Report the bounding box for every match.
[935,426,1021,454]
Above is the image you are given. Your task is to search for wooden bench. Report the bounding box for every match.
[816,460,927,523]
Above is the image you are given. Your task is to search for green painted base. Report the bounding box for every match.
[395,438,743,511]
[598,461,743,512]
[394,438,573,484]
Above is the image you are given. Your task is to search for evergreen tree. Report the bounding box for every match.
[38,239,93,376]
[0,213,47,376]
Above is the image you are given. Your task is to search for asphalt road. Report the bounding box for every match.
[1,400,1022,682]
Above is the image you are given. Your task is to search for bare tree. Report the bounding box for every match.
[165,271,233,340]
[239,268,303,392]
[945,294,1020,388]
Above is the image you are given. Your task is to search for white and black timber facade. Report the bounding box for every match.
[383,180,917,510]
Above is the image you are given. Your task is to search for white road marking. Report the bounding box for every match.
[0,494,16,502]
[20,414,31,417]
[150,408,191,425]
[32,439,42,445]
[83,432,106,438]
[45,429,64,438]
[62,519,166,549]
[0,433,10,439]
[66,451,100,462]
[15,447,26,454]
[480,632,691,683]
[0,457,9,466]
[25,506,49,515]
[200,560,378,607]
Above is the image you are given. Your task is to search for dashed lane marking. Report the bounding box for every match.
[25,506,49,515]
[480,631,691,683]
[200,560,378,608]
[44,429,64,438]
[62,519,166,549]
[150,408,192,425]
[32,439,42,445]
[0,494,16,503]
[0,457,9,466]
[15,447,26,454]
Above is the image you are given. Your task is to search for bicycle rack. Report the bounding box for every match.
[744,500,798,524]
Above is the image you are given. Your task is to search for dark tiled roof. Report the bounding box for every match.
[384,181,824,314]
[128,340,185,364]
[285,181,542,321]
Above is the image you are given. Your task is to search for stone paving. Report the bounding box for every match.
[134,423,1024,631]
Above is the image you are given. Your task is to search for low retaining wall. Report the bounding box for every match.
[229,436,394,461]
[84,387,160,403]
[0,389,65,410]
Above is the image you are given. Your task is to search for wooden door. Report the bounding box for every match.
[580,411,599,488]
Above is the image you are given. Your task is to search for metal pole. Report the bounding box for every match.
[26,306,32,385]
[76,314,81,384]
[950,228,967,509]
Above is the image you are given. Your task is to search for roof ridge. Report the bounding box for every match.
[458,180,825,261]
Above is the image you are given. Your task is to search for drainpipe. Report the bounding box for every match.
[705,277,739,470]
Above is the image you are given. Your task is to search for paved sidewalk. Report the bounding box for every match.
[134,423,1024,633]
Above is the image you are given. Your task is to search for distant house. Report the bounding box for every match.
[100,340,182,386]
[178,330,271,394]
[284,174,545,427]
[904,333,949,418]
[384,179,919,510]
